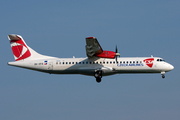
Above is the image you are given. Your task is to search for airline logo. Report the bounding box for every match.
[10,38,31,61]
[44,61,48,65]
[143,58,154,68]
[117,63,143,67]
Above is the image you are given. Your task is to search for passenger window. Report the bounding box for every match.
[79,62,81,64]
[120,61,122,64]
[103,61,105,64]
[107,62,108,64]
[59,62,61,64]
[110,61,112,64]
[157,59,159,61]
[93,62,95,64]
[69,62,71,64]
[133,61,135,63]
[76,62,78,64]
[56,62,58,64]
[123,61,125,64]
[72,62,74,64]
[130,61,132,63]
[96,62,98,64]
[136,61,138,63]
[82,62,85,64]
[86,62,88,64]
[126,61,128,63]
[113,61,115,64]
[66,62,68,64]
[63,62,64,64]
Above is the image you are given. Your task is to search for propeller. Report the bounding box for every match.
[115,45,120,63]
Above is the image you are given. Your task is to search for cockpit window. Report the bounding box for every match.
[157,59,165,62]
[160,59,164,61]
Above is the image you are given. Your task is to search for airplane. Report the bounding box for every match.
[7,34,174,83]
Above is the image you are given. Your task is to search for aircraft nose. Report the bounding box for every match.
[169,64,174,70]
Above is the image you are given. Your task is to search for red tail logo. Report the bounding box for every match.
[10,37,31,61]
[143,58,154,68]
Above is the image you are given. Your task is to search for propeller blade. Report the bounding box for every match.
[115,45,120,56]
[115,45,120,63]
[115,55,117,63]
[115,45,118,63]
[115,45,118,53]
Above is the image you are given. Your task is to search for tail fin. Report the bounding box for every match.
[8,34,32,61]
[8,34,54,61]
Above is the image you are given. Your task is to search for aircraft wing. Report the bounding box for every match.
[85,37,103,57]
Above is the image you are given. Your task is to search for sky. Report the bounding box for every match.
[1,0,180,120]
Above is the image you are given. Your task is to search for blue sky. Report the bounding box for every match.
[1,0,180,120]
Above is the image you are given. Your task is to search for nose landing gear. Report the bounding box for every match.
[161,71,165,79]
[162,74,165,78]
[94,70,102,83]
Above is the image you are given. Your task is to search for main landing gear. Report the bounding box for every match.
[161,71,165,79]
[94,70,102,83]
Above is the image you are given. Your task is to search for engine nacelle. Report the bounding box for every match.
[96,50,116,59]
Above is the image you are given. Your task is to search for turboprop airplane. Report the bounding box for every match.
[8,34,174,83]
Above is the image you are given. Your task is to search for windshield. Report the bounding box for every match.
[157,59,165,62]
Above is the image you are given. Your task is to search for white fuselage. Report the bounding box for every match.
[8,57,174,76]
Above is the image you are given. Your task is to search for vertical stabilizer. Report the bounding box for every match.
[8,34,54,61]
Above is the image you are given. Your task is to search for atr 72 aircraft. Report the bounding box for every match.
[8,34,174,83]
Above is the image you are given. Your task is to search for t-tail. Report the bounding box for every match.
[8,34,55,61]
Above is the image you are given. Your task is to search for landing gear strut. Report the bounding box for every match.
[94,70,102,83]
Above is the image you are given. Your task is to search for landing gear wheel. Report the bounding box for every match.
[162,74,165,78]
[96,77,101,83]
[94,70,102,83]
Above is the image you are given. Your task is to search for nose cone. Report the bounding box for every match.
[169,64,174,70]
[158,62,174,72]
